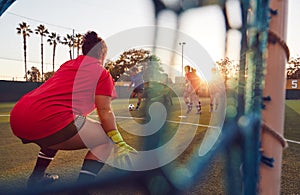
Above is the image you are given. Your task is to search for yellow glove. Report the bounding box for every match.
[106,130,137,169]
[107,130,137,154]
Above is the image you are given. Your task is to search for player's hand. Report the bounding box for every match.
[106,130,137,168]
[107,130,137,154]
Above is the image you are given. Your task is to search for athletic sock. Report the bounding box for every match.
[186,103,192,113]
[30,148,58,178]
[136,103,140,110]
[77,159,105,184]
[188,103,193,110]
[196,102,201,112]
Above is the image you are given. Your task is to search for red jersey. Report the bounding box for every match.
[186,72,201,90]
[10,55,116,140]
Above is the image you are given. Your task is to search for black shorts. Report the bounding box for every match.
[19,116,86,148]
[133,86,144,94]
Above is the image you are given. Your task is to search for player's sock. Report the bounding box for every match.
[210,103,213,112]
[27,148,58,187]
[187,103,192,114]
[214,103,218,111]
[135,102,140,110]
[77,159,105,184]
[196,102,201,114]
[30,148,58,178]
[189,103,193,110]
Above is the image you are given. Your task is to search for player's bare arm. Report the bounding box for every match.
[95,95,117,133]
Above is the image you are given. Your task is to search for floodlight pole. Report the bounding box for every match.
[179,42,186,76]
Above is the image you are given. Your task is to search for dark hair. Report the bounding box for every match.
[184,65,191,71]
[82,31,107,60]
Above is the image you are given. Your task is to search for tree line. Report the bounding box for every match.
[17,21,300,83]
[17,21,166,83]
[17,21,168,83]
[16,21,83,82]
[287,57,300,79]
[216,57,300,81]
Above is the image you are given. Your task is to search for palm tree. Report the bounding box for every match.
[74,33,83,57]
[104,49,151,81]
[43,71,55,81]
[27,66,41,82]
[47,32,60,72]
[16,22,33,81]
[35,24,49,82]
[62,34,74,60]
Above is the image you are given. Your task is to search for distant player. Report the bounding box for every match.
[188,68,202,113]
[183,65,192,113]
[184,66,202,114]
[128,67,144,110]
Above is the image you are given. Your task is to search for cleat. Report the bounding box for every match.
[27,173,59,188]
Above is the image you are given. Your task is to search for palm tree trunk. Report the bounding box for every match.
[53,42,56,72]
[41,42,44,82]
[69,48,72,60]
[23,35,28,81]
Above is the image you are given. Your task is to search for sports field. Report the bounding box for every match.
[0,99,299,194]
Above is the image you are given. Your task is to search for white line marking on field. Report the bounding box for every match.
[90,114,145,120]
[116,116,145,120]
[2,113,300,145]
[178,115,187,118]
[166,120,220,129]
[286,139,300,145]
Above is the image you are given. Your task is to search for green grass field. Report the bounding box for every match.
[0,99,299,194]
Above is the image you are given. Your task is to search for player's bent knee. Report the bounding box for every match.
[89,142,115,162]
[78,118,111,149]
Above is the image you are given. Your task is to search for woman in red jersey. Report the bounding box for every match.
[10,31,136,189]
[184,66,202,114]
